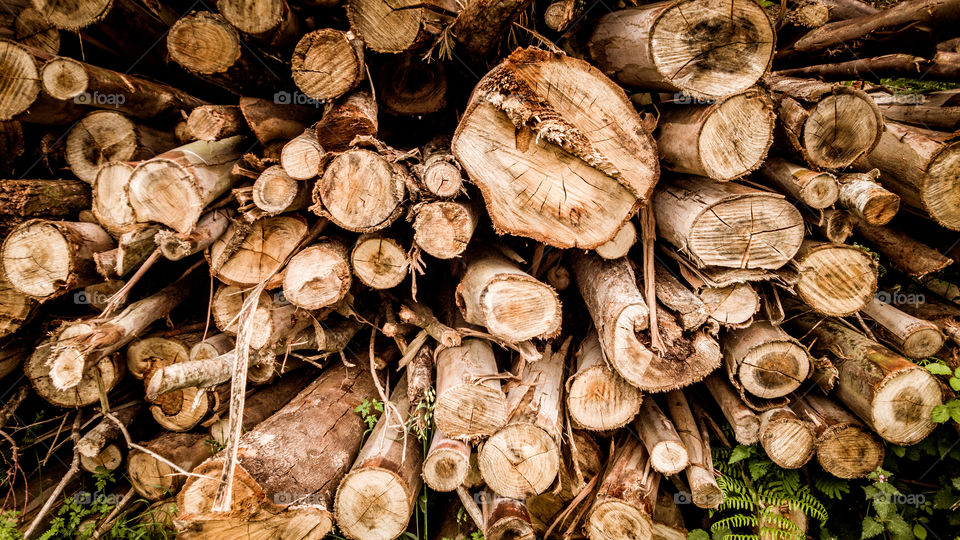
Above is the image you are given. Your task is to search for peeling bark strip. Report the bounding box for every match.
[453,47,659,249]
[587,0,775,99]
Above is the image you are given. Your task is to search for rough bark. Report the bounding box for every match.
[868,88,960,131]
[850,215,953,278]
[790,239,878,316]
[0,179,90,217]
[790,394,884,478]
[314,90,378,152]
[186,105,247,141]
[774,52,960,82]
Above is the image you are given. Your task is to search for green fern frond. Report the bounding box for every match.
[712,514,760,531]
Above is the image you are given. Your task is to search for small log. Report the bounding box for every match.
[186,105,246,141]
[655,88,775,181]
[765,75,883,169]
[837,169,900,225]
[350,234,409,290]
[758,156,839,209]
[252,165,311,215]
[703,373,760,444]
[311,147,406,232]
[653,176,804,269]
[788,313,941,445]
[790,394,884,479]
[127,332,199,380]
[452,48,659,249]
[851,216,953,278]
[758,406,816,469]
[479,341,564,499]
[291,29,364,102]
[128,431,211,501]
[587,0,774,99]
[586,434,659,540]
[212,284,270,335]
[66,110,177,184]
[595,221,637,260]
[208,214,309,288]
[663,391,722,509]
[775,52,960,82]
[282,238,352,310]
[451,0,530,57]
[347,0,430,53]
[239,97,320,145]
[97,224,162,278]
[482,490,536,540]
[896,294,960,347]
[335,373,423,540]
[0,271,36,339]
[77,404,140,459]
[868,88,960,131]
[0,178,90,217]
[457,248,561,342]
[699,283,760,327]
[79,442,123,473]
[378,52,447,117]
[422,429,471,492]
[435,338,507,440]
[806,208,853,243]
[790,239,878,317]
[654,262,708,331]
[567,331,642,432]
[652,490,688,540]
[0,38,86,124]
[861,296,944,359]
[413,200,480,260]
[155,209,232,261]
[216,0,300,47]
[281,126,323,180]
[723,321,811,399]
[635,398,689,475]
[417,135,463,199]
[190,333,235,362]
[314,90,378,152]
[1,219,114,300]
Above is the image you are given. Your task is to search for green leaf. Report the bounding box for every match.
[884,514,914,540]
[688,530,711,540]
[862,517,883,539]
[931,405,950,423]
[914,524,927,540]
[954,366,960,377]
[729,445,753,464]
[950,377,960,392]
[924,363,952,376]
[749,459,772,480]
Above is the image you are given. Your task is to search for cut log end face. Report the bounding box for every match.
[292,30,361,101]
[761,419,815,469]
[347,0,422,53]
[901,327,945,359]
[800,173,841,209]
[737,341,810,399]
[93,162,138,235]
[217,0,284,36]
[0,39,40,121]
[816,425,884,479]
[167,13,242,74]
[335,468,414,540]
[40,57,88,100]
[701,284,759,326]
[1,221,72,298]
[871,367,940,445]
[588,499,653,540]
[697,91,775,180]
[350,236,408,289]
[209,216,308,288]
[413,202,476,260]
[282,243,351,310]
[795,245,877,316]
[473,275,561,342]
[422,447,469,492]
[435,384,507,441]
[31,0,111,30]
[804,93,882,169]
[649,441,689,476]
[478,423,560,499]
[128,159,205,234]
[129,451,179,500]
[67,111,140,184]
[314,149,405,232]
[924,143,960,230]
[568,365,643,431]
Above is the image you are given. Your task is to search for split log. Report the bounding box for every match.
[758,406,815,469]
[129,431,211,501]
[774,52,960,82]
[655,88,775,181]
[434,338,507,440]
[313,90,378,152]
[635,399,689,475]
[67,110,177,184]
[252,165,311,215]
[1,219,114,300]
[239,97,320,145]
[836,170,900,225]
[723,321,811,399]
[850,215,953,278]
[155,209,232,262]
[457,248,561,342]
[422,429,471,492]
[128,135,245,234]
[663,391,722,509]
[790,240,878,317]
[0,178,90,218]
[0,271,36,339]
[566,331,642,432]
[280,126,323,180]
[758,157,839,209]
[765,75,883,169]
[207,214,309,288]
[869,88,960,131]
[413,200,480,260]
[653,176,804,269]
[417,135,463,199]
[291,29,363,102]
[481,490,535,540]
[587,0,775,99]
[40,56,206,120]
[216,0,300,47]
[452,47,659,249]
[790,394,884,478]
[860,296,944,359]
[282,238,351,309]
[703,373,760,444]
[186,105,246,142]
[854,121,960,230]
[311,147,406,232]
[788,313,941,445]
[806,208,853,243]
[595,221,637,260]
[478,342,564,499]
[699,283,760,327]
[177,364,377,537]
[350,234,409,290]
[377,52,447,117]
[335,373,423,540]
[586,434,659,540]
[654,263,708,331]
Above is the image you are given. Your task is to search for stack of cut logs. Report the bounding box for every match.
[1,0,959,538]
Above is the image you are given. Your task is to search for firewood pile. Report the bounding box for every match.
[1,0,959,537]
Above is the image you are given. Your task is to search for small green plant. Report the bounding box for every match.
[354,398,384,433]
[204,437,227,454]
[0,511,22,540]
[861,469,928,540]
[921,359,960,425]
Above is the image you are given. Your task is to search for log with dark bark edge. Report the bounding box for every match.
[422,429,471,492]
[77,404,140,462]
[1,219,114,301]
[635,398,689,475]
[311,147,407,232]
[860,296,945,359]
[764,75,884,170]
[216,0,300,48]
[377,52,447,117]
[66,110,178,184]
[40,56,207,120]
[566,331,642,432]
[853,120,960,230]
[787,312,941,445]
[652,490,688,540]
[850,215,953,278]
[758,406,816,469]
[526,430,604,534]
[314,90,378,153]
[790,239,878,317]
[456,247,561,342]
[450,0,531,57]
[652,176,805,269]
[836,169,900,225]
[586,434,660,540]
[416,135,463,199]
[478,341,564,499]
[334,373,423,540]
[774,52,960,82]
[207,214,309,289]
[723,321,811,399]
[127,135,245,234]
[434,338,507,441]
[80,443,123,474]
[155,209,232,262]
[807,208,854,244]
[663,390,722,509]
[252,165,311,215]
[291,29,363,102]
[654,262,708,331]
[0,38,86,124]
[176,364,377,538]
[481,490,536,540]
[412,199,480,260]
[208,375,313,445]
[655,88,776,181]
[0,272,37,340]
[281,125,323,180]
[704,373,760,445]
[868,88,960,131]
[790,394,885,479]
[595,221,637,260]
[0,179,90,218]
[128,431,211,501]
[350,234,409,290]
[452,47,659,250]
[346,0,428,53]
[239,97,320,145]
[186,105,247,142]
[758,156,839,209]
[281,238,351,310]
[894,293,960,346]
[587,0,775,99]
